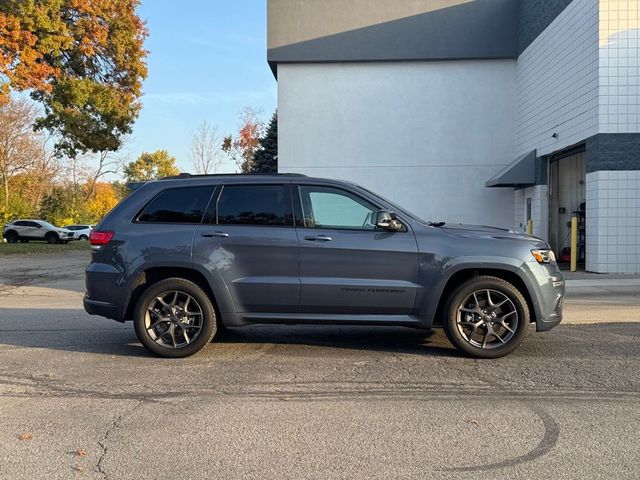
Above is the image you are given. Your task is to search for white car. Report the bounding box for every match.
[64,224,93,241]
[2,219,75,244]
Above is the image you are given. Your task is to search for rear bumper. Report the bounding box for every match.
[83,296,124,322]
[84,262,127,322]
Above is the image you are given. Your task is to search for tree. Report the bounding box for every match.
[222,107,265,173]
[189,121,223,174]
[123,150,179,182]
[251,112,278,174]
[0,0,148,157]
[38,184,81,226]
[0,97,43,213]
[85,182,118,221]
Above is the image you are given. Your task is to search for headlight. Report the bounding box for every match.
[531,249,556,264]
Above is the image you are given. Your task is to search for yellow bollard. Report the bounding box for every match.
[570,216,578,272]
[527,219,533,235]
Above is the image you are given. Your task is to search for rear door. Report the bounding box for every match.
[294,184,420,315]
[25,221,43,239]
[192,183,300,313]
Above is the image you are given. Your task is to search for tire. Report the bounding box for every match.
[5,230,18,243]
[442,276,530,359]
[45,232,58,244]
[79,235,88,241]
[133,278,217,358]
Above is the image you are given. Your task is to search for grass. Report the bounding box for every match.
[0,240,91,256]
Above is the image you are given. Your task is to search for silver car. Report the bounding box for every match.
[3,219,75,244]
[64,224,94,241]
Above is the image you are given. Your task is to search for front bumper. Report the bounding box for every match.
[525,261,565,332]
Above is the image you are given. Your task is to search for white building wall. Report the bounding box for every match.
[587,170,640,273]
[278,61,517,227]
[599,0,640,134]
[515,0,600,157]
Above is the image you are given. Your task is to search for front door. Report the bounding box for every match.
[295,184,419,315]
[192,183,300,313]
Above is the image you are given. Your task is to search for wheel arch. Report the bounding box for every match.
[424,264,539,328]
[123,266,227,323]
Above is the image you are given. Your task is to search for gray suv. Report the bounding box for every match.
[84,174,565,359]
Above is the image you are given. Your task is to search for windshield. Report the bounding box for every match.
[40,221,55,228]
[352,185,428,224]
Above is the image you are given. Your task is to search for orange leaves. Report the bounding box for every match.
[0,0,148,155]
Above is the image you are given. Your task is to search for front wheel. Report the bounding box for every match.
[133,278,217,358]
[45,233,58,244]
[443,276,530,359]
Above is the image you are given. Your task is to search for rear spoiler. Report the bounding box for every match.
[126,182,147,191]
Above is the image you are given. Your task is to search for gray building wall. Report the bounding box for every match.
[268,0,519,73]
[518,0,575,54]
[586,134,640,172]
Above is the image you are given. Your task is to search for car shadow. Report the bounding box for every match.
[215,325,461,358]
[0,307,461,358]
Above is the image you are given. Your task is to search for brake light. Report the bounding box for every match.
[90,230,114,246]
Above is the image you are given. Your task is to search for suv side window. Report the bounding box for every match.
[217,184,290,226]
[298,185,378,230]
[137,186,215,224]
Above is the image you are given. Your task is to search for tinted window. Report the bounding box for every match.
[138,186,214,223]
[299,186,377,230]
[13,221,29,227]
[217,185,288,226]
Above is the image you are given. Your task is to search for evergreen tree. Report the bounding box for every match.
[251,112,278,174]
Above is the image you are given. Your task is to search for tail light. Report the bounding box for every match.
[90,230,114,246]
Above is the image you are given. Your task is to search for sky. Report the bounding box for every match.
[125,0,276,174]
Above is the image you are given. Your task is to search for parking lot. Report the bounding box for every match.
[1,250,639,479]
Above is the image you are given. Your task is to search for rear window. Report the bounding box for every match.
[217,185,289,226]
[138,186,214,223]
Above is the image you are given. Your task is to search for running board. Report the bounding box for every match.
[239,313,425,328]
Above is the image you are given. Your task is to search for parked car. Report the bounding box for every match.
[84,174,565,359]
[64,224,93,241]
[3,219,75,244]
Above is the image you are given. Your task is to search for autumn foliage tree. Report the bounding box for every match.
[222,107,265,173]
[0,0,148,156]
[123,150,180,183]
[0,97,44,213]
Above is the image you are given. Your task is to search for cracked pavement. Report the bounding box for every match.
[0,251,639,479]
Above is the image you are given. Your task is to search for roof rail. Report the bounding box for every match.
[160,172,307,180]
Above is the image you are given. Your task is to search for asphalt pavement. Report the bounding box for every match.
[0,251,639,479]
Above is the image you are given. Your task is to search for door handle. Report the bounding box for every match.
[201,231,229,238]
[304,234,332,242]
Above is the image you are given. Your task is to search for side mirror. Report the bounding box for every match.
[375,210,403,232]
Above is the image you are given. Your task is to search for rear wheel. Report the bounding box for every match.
[133,278,217,358]
[79,234,88,241]
[45,232,58,244]
[5,230,18,243]
[443,276,530,359]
